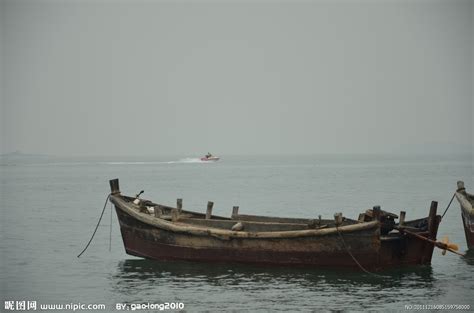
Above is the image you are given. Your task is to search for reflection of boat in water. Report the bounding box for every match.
[455,181,474,249]
[201,153,220,162]
[108,178,443,271]
[111,259,439,311]
[114,258,435,289]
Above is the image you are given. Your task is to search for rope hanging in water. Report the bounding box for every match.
[335,226,384,277]
[77,194,111,258]
[441,193,456,219]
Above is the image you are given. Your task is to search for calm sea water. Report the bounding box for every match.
[1,154,473,312]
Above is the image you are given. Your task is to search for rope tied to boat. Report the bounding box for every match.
[335,225,384,277]
[441,193,456,220]
[77,194,111,258]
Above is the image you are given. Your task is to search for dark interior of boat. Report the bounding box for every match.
[121,196,359,231]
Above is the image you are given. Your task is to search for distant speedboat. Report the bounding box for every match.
[201,153,219,162]
[201,156,220,162]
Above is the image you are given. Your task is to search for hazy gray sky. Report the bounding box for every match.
[1,0,472,156]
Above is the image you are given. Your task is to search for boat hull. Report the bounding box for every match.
[115,207,380,269]
[379,229,438,267]
[112,197,439,270]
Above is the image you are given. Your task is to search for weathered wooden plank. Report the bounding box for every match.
[232,206,239,219]
[399,211,406,227]
[178,217,313,232]
[233,214,323,224]
[206,201,214,220]
[171,208,179,222]
[427,201,438,239]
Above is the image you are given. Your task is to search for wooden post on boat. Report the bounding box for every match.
[232,206,239,219]
[206,201,214,219]
[373,206,381,221]
[171,208,179,222]
[109,179,120,194]
[399,211,406,227]
[177,198,183,213]
[334,213,343,226]
[428,201,438,239]
[154,205,162,218]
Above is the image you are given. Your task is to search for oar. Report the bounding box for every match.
[396,227,464,256]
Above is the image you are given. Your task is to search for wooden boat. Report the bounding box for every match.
[455,181,474,249]
[108,179,442,271]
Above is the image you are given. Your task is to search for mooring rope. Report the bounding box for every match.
[441,193,456,220]
[335,225,384,277]
[77,194,111,258]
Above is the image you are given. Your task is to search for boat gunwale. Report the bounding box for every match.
[110,194,381,240]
